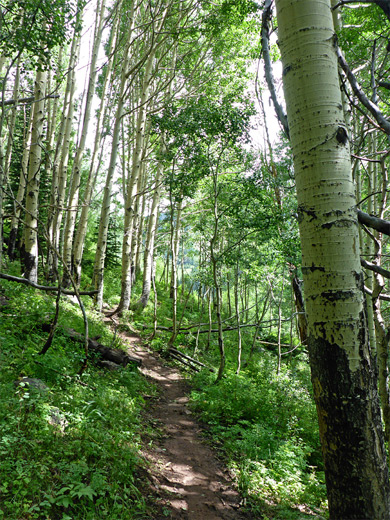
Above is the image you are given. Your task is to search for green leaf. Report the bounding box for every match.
[71,485,96,500]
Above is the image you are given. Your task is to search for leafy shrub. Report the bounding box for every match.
[0,280,155,520]
[190,354,327,518]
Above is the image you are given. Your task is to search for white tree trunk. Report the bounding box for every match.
[275,0,390,516]
[23,68,47,282]
[62,0,106,286]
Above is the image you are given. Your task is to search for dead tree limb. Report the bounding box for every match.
[0,272,97,295]
[260,0,289,137]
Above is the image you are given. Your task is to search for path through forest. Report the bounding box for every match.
[114,323,253,520]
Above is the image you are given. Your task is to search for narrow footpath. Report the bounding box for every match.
[120,329,253,520]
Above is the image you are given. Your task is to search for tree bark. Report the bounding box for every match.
[93,5,136,310]
[62,0,107,287]
[135,163,162,309]
[275,0,390,517]
[22,67,47,283]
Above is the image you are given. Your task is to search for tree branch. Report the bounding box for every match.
[361,259,390,280]
[365,285,390,301]
[2,94,60,107]
[332,0,390,22]
[0,272,97,295]
[357,209,390,235]
[260,0,289,137]
[335,41,390,135]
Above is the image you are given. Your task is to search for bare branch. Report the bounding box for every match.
[0,272,97,295]
[361,258,390,279]
[357,209,390,235]
[335,40,390,135]
[260,0,289,137]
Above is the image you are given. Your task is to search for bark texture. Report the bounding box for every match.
[275,0,390,517]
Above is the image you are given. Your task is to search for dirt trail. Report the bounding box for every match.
[121,330,252,520]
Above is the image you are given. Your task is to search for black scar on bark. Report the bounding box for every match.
[336,126,348,145]
[302,264,325,274]
[320,290,355,302]
[297,205,317,223]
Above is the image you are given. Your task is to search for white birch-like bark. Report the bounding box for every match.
[3,56,21,189]
[8,105,33,260]
[136,164,162,308]
[47,32,80,280]
[23,68,47,282]
[73,8,120,286]
[234,260,242,374]
[115,53,154,313]
[62,0,106,286]
[167,199,183,345]
[275,0,390,516]
[93,3,136,310]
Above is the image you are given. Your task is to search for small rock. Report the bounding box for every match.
[48,406,68,432]
[14,377,49,393]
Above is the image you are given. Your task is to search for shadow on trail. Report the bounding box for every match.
[125,334,253,520]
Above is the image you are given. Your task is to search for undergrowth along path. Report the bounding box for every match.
[116,324,253,520]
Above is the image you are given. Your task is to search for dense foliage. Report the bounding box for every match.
[2,0,390,517]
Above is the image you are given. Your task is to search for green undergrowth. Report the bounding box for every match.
[137,279,328,519]
[0,277,156,520]
[188,357,327,519]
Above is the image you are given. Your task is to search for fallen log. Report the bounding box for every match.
[169,352,200,372]
[168,347,215,372]
[66,328,142,367]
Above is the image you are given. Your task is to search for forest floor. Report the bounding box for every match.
[109,318,254,520]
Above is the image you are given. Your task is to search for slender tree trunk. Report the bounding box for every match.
[235,259,242,374]
[210,172,225,381]
[47,32,80,281]
[275,1,390,517]
[116,55,154,313]
[206,288,212,352]
[136,164,162,308]
[3,56,21,190]
[72,60,116,286]
[62,0,106,287]
[22,68,47,282]
[277,273,285,374]
[370,141,390,446]
[93,7,135,310]
[8,108,33,260]
[168,198,183,341]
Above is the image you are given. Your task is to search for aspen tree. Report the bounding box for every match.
[47,28,81,280]
[115,51,155,313]
[234,257,242,374]
[73,6,121,286]
[135,160,163,308]
[167,198,183,345]
[22,67,47,282]
[62,0,106,287]
[93,0,137,310]
[3,56,21,190]
[274,0,390,516]
[8,108,33,260]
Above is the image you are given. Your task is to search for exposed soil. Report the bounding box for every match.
[116,325,253,520]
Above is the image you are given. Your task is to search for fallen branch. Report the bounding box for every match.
[0,272,97,295]
[169,352,200,372]
[168,347,215,372]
